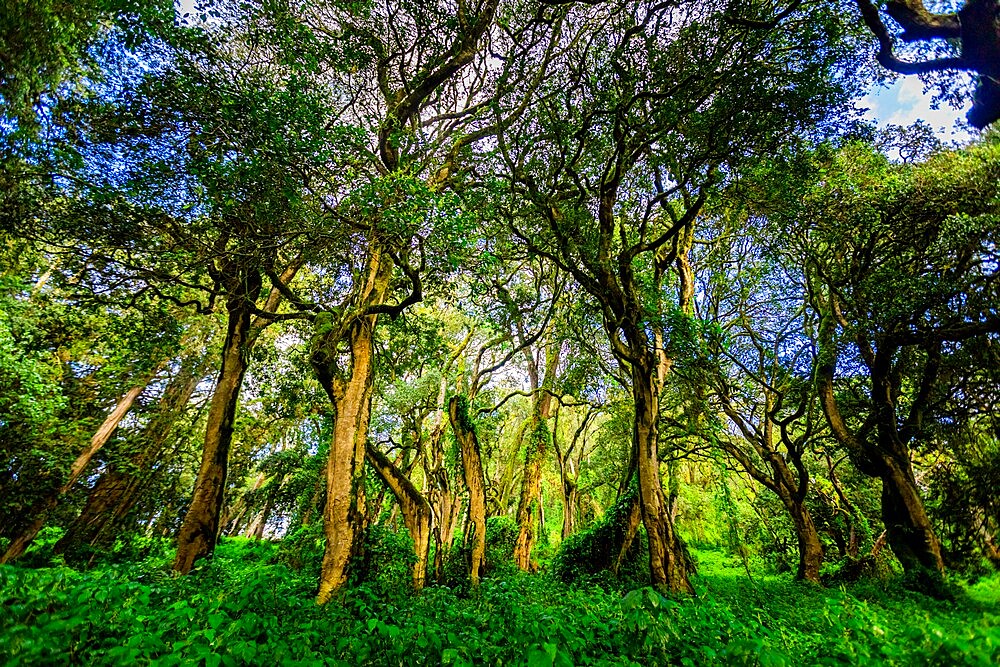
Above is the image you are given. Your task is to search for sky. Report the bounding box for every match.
[859,77,975,144]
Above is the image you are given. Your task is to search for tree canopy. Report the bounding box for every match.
[2,0,999,663]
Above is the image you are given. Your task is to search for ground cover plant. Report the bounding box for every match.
[2,537,999,665]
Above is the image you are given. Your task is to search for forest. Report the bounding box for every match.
[1,0,999,664]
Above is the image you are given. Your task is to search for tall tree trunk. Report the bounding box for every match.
[1,378,152,563]
[778,494,823,584]
[56,350,208,555]
[561,476,577,540]
[513,419,548,570]
[247,508,269,540]
[314,318,379,603]
[555,406,591,541]
[514,346,560,570]
[366,443,432,591]
[632,360,693,594]
[173,270,262,573]
[816,297,945,585]
[880,454,944,575]
[313,246,392,604]
[432,490,463,582]
[449,395,487,586]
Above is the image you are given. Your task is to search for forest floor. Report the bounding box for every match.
[1,535,998,666]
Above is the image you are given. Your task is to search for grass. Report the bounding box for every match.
[0,538,998,665]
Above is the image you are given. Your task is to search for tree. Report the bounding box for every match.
[770,139,1000,586]
[853,0,1000,128]
[53,337,214,557]
[263,0,534,603]
[497,0,858,592]
[0,242,186,561]
[444,394,487,584]
[0,0,176,134]
[674,214,827,582]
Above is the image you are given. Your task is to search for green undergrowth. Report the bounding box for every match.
[1,539,998,666]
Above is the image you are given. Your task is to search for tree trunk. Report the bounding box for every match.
[981,527,1000,570]
[632,361,693,594]
[449,395,487,586]
[247,477,284,540]
[513,419,548,570]
[314,317,379,603]
[224,471,267,536]
[1,378,152,564]
[425,381,451,581]
[366,443,432,591]
[173,271,262,573]
[313,245,393,604]
[783,496,823,583]
[555,407,591,541]
[56,352,207,555]
[432,490,462,582]
[880,455,944,576]
[612,493,642,575]
[513,346,560,570]
[561,476,577,540]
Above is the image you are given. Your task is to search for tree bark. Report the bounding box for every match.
[223,471,267,537]
[513,345,560,570]
[632,358,693,593]
[982,527,1000,570]
[1,378,152,564]
[560,475,578,540]
[313,245,392,604]
[366,442,432,591]
[173,270,262,574]
[880,455,944,575]
[716,396,824,584]
[782,495,824,583]
[449,395,487,585]
[314,319,378,602]
[815,304,945,582]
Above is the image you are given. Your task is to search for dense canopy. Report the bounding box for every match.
[2,1,999,664]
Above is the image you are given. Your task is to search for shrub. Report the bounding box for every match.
[351,523,416,594]
[552,489,648,587]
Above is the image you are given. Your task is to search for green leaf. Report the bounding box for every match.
[526,643,558,667]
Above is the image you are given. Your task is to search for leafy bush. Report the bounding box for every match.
[12,525,67,568]
[438,516,523,589]
[350,523,416,594]
[485,516,519,576]
[277,521,325,575]
[552,488,648,587]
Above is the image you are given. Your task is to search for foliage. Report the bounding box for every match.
[439,516,522,590]
[2,0,999,656]
[2,541,999,666]
[552,487,649,587]
[349,524,417,596]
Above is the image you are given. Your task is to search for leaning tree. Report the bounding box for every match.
[494,0,862,592]
[763,139,1000,586]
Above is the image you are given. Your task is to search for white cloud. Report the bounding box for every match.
[859,77,975,143]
